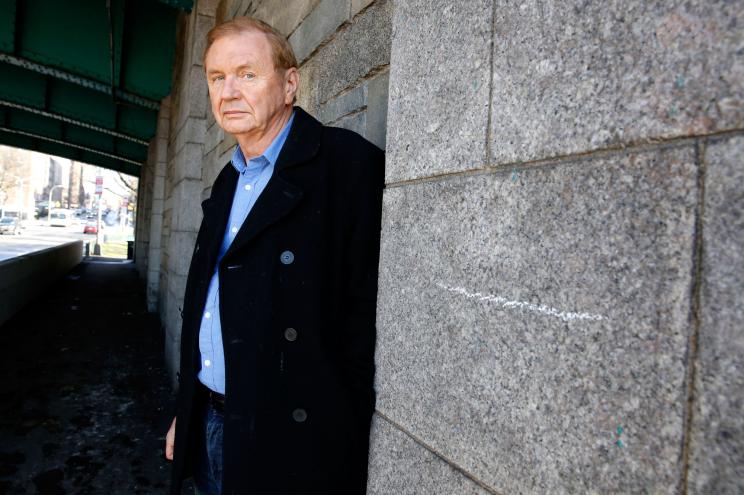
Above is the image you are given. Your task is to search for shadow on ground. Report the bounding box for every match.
[0,259,186,494]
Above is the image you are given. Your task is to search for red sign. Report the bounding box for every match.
[95,176,103,195]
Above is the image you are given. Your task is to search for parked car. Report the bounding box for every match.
[83,221,98,234]
[49,208,73,227]
[0,217,21,235]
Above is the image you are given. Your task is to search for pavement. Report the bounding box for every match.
[0,258,190,494]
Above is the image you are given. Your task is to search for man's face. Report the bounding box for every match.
[205,30,296,141]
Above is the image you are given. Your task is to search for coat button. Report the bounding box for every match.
[280,250,294,265]
[284,327,298,342]
[292,408,307,423]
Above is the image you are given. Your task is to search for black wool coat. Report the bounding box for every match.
[170,107,384,495]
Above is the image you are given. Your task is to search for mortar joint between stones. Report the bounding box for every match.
[374,410,503,495]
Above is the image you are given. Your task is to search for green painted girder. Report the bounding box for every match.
[0,105,149,162]
[0,128,142,177]
[0,0,193,174]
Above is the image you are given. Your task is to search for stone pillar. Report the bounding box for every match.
[369,1,744,493]
[141,97,171,313]
[161,0,219,386]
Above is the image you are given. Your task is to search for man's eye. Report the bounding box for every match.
[241,73,255,80]
[211,75,224,83]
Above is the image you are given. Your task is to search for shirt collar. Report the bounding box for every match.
[230,111,295,174]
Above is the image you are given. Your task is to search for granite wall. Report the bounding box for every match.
[369,1,744,494]
[131,0,744,492]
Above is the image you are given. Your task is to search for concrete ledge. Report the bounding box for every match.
[0,241,83,327]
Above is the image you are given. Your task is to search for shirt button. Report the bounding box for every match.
[244,184,252,191]
[231,227,238,233]
[292,408,307,423]
[204,312,211,319]
[280,250,294,265]
[284,328,298,342]
[204,359,211,367]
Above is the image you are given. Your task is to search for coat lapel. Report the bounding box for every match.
[222,107,322,260]
[201,167,238,267]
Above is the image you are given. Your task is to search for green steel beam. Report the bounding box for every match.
[0,54,160,109]
[0,126,142,165]
[0,100,148,145]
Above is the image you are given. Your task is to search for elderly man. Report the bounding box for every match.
[164,16,384,495]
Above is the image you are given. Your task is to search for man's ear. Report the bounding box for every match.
[284,67,299,105]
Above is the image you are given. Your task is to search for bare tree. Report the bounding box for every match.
[0,148,28,206]
[116,172,137,194]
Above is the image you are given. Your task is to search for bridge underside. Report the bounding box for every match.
[0,0,193,176]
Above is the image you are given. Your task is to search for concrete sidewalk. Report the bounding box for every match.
[0,259,182,494]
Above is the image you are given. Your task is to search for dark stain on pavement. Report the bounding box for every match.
[0,260,179,493]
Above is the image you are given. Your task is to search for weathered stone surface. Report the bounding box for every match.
[386,0,491,183]
[302,0,391,106]
[375,146,698,492]
[688,135,744,494]
[192,13,215,66]
[173,142,204,183]
[173,118,206,157]
[187,66,209,119]
[366,70,389,149]
[367,415,491,495]
[156,136,168,164]
[490,1,744,166]
[289,0,349,63]
[152,176,165,202]
[318,83,366,124]
[351,0,374,18]
[204,121,223,155]
[171,179,203,233]
[249,0,320,36]
[333,110,365,136]
[296,61,319,114]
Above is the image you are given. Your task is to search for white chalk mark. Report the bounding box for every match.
[436,282,606,323]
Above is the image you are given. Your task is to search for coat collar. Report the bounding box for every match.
[274,106,322,172]
[203,106,322,263]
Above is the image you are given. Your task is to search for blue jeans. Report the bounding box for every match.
[193,402,224,495]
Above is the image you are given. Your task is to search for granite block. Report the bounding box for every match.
[148,210,164,247]
[318,83,366,124]
[296,61,319,114]
[166,226,193,276]
[230,0,252,18]
[366,70,389,149]
[174,118,206,156]
[688,135,744,494]
[351,0,374,18]
[219,132,237,155]
[204,121,224,155]
[376,145,699,492]
[171,179,203,233]
[367,415,491,495]
[196,0,219,17]
[156,137,168,165]
[153,175,165,201]
[385,0,491,183]
[332,110,366,136]
[173,142,204,183]
[187,66,209,119]
[490,1,744,165]
[289,0,350,64]
[304,0,391,105]
[250,0,320,36]
[192,14,214,66]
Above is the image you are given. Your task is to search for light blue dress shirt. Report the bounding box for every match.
[198,112,295,394]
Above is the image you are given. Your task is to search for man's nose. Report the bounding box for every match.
[221,76,240,99]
